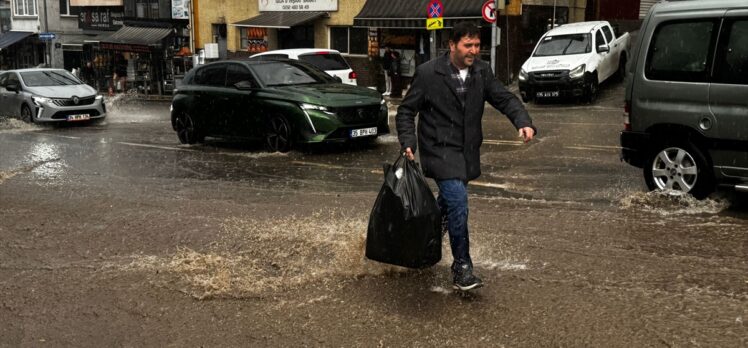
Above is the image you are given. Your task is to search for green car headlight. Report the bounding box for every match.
[300,103,328,112]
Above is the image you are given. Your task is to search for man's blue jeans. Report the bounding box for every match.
[436,179,472,272]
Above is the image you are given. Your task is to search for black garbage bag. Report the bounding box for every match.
[366,155,442,268]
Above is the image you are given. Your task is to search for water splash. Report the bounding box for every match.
[619,190,729,215]
[0,117,41,132]
[116,212,407,299]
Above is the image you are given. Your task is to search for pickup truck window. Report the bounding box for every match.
[602,26,614,43]
[595,30,607,52]
[533,34,592,57]
[646,20,717,83]
[713,19,748,85]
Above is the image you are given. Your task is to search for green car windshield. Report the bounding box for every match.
[253,61,337,87]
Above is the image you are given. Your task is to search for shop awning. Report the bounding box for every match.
[102,25,173,46]
[232,11,327,29]
[0,31,34,50]
[353,0,483,29]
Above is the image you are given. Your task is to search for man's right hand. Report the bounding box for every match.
[404,147,415,161]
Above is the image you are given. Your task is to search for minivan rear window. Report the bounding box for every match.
[645,20,717,83]
[299,53,350,71]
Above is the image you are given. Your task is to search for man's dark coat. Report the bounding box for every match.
[396,53,536,181]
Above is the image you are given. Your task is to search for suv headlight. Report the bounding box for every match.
[519,68,528,81]
[32,96,52,105]
[95,95,103,100]
[569,64,586,79]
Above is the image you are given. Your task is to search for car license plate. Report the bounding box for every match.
[536,91,560,98]
[350,127,377,138]
[67,114,90,122]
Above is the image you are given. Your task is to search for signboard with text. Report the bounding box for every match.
[172,0,190,19]
[77,7,124,31]
[259,0,337,12]
[71,0,123,6]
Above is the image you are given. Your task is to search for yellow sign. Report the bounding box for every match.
[427,17,443,30]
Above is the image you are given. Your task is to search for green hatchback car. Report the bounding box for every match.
[170,59,389,152]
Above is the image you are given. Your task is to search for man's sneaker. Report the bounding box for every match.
[453,272,484,291]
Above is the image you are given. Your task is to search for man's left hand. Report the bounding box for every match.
[519,127,535,143]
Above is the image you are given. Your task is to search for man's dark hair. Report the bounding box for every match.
[450,22,481,43]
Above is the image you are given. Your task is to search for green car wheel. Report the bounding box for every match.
[265,116,292,153]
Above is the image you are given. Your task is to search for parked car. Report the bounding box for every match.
[0,68,106,123]
[170,59,388,152]
[519,21,630,103]
[250,48,358,85]
[620,0,748,199]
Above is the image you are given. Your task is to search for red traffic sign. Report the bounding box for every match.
[427,0,443,19]
[482,0,497,23]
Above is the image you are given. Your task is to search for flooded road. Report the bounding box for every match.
[1,82,746,347]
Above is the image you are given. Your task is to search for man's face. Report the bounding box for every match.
[449,35,481,69]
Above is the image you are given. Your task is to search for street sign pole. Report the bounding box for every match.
[491,0,497,76]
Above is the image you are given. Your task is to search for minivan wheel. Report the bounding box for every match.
[265,116,292,153]
[644,142,714,199]
[21,104,33,123]
[175,113,203,144]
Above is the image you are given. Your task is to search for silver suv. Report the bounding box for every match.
[620,0,748,199]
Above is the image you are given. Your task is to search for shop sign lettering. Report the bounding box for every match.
[78,7,124,31]
[259,0,337,12]
[100,42,151,53]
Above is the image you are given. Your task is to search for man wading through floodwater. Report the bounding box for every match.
[396,22,536,291]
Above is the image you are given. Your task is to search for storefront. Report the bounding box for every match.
[231,11,330,57]
[0,31,43,69]
[90,24,179,95]
[353,0,485,92]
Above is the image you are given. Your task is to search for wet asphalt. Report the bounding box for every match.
[0,81,747,347]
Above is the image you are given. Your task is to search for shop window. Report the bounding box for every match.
[135,0,159,19]
[14,0,37,16]
[240,27,268,54]
[59,0,71,15]
[330,27,368,55]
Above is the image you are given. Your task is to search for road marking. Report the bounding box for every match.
[118,142,190,151]
[483,139,524,146]
[42,134,81,140]
[470,181,510,189]
[291,160,346,170]
[538,121,621,126]
[565,144,621,151]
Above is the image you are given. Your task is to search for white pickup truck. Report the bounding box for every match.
[518,21,630,103]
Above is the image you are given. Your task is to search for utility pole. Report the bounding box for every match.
[42,0,49,67]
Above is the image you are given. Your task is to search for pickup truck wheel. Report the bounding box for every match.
[643,142,714,199]
[616,56,627,82]
[585,73,599,103]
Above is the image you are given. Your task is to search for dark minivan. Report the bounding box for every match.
[621,0,748,198]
